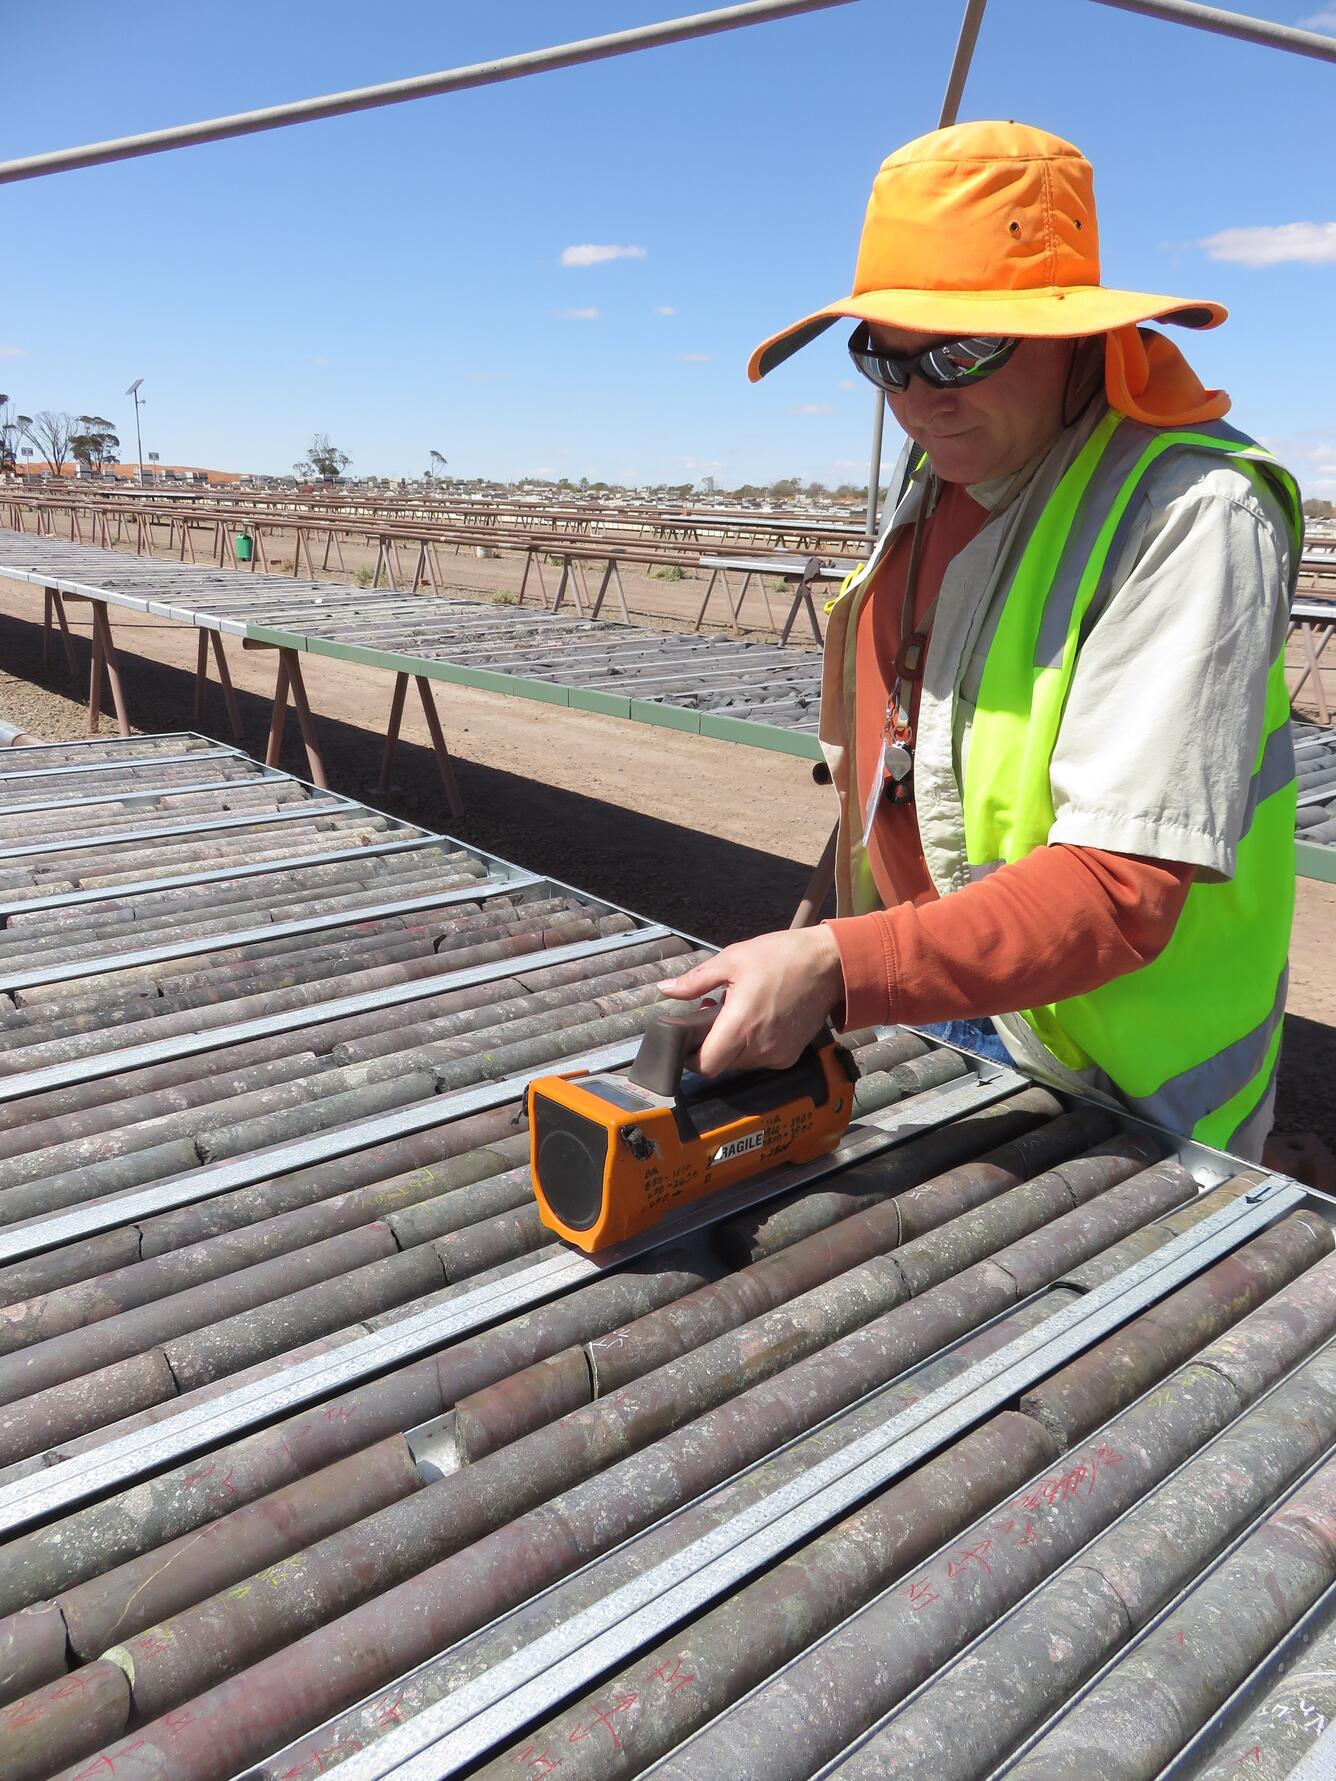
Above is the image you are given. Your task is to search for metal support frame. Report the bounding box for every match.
[1003,1438,1336,1780]
[193,626,245,739]
[0,870,539,995]
[0,794,356,864]
[80,597,132,736]
[0,925,674,1104]
[41,585,78,676]
[0,766,288,821]
[375,671,465,818]
[322,1177,1308,1780]
[1084,0,1336,61]
[0,831,444,922]
[0,3,859,185]
[0,745,238,785]
[863,0,990,535]
[0,1059,1026,1533]
[1290,603,1334,726]
[250,638,329,787]
[778,555,827,646]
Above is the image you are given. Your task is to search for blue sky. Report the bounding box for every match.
[3,1,1334,492]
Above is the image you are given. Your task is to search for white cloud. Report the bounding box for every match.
[1198,222,1336,265]
[1298,6,1336,30]
[560,244,647,268]
[557,307,600,321]
[789,403,834,416]
[838,378,858,390]
[311,356,330,366]
[654,305,676,316]
[1272,434,1336,499]
[0,346,29,359]
[675,352,713,363]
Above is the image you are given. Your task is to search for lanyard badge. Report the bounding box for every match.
[861,681,914,847]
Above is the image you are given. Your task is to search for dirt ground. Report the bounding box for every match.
[0,571,1331,1151]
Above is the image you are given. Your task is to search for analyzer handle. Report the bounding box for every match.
[626,1000,721,1097]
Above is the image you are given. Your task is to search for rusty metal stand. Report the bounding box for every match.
[43,586,79,676]
[70,597,132,736]
[248,640,327,788]
[779,557,826,646]
[1292,615,1333,725]
[374,670,464,818]
[517,547,550,608]
[194,630,245,741]
[588,558,631,622]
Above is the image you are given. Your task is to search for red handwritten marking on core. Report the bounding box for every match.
[946,1538,994,1580]
[648,1656,697,1695]
[300,1737,364,1774]
[277,1744,367,1781]
[586,1695,639,1752]
[182,1459,238,1507]
[903,1580,940,1614]
[516,1746,562,1775]
[184,1460,238,1503]
[1016,1442,1124,1515]
[374,1693,408,1727]
[3,1700,45,1731]
[323,1402,356,1424]
[50,1671,98,1701]
[71,1739,150,1780]
[133,1633,175,1660]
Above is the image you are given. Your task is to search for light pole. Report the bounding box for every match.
[125,378,145,486]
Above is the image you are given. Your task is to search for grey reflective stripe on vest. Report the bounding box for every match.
[968,860,1004,882]
[1123,965,1288,1137]
[1031,418,1265,671]
[1029,417,1157,670]
[1239,719,1297,843]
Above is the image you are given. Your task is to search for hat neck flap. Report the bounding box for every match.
[1105,324,1229,426]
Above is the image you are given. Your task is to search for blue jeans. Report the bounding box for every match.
[916,1018,1013,1065]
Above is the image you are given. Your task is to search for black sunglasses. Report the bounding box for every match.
[848,322,1020,395]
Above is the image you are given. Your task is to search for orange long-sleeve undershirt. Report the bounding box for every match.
[831,476,1193,1031]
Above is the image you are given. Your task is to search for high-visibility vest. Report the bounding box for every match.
[963,410,1302,1150]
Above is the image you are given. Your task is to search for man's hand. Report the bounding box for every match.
[657,926,845,1076]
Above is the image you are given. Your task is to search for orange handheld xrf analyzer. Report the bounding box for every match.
[527,1001,855,1254]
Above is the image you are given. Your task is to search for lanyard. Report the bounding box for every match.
[861,475,940,848]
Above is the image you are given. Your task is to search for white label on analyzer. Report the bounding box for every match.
[711,1131,766,1166]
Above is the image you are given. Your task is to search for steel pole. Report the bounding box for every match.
[863,0,988,538]
[132,391,144,489]
[1084,0,1336,63]
[0,0,860,186]
[938,0,991,129]
[864,393,885,539]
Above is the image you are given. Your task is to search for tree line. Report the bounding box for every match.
[0,400,120,475]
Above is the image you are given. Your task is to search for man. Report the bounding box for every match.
[662,121,1301,1160]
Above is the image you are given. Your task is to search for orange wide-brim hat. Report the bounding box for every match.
[748,121,1226,382]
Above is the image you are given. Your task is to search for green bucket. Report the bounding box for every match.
[234,532,254,563]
